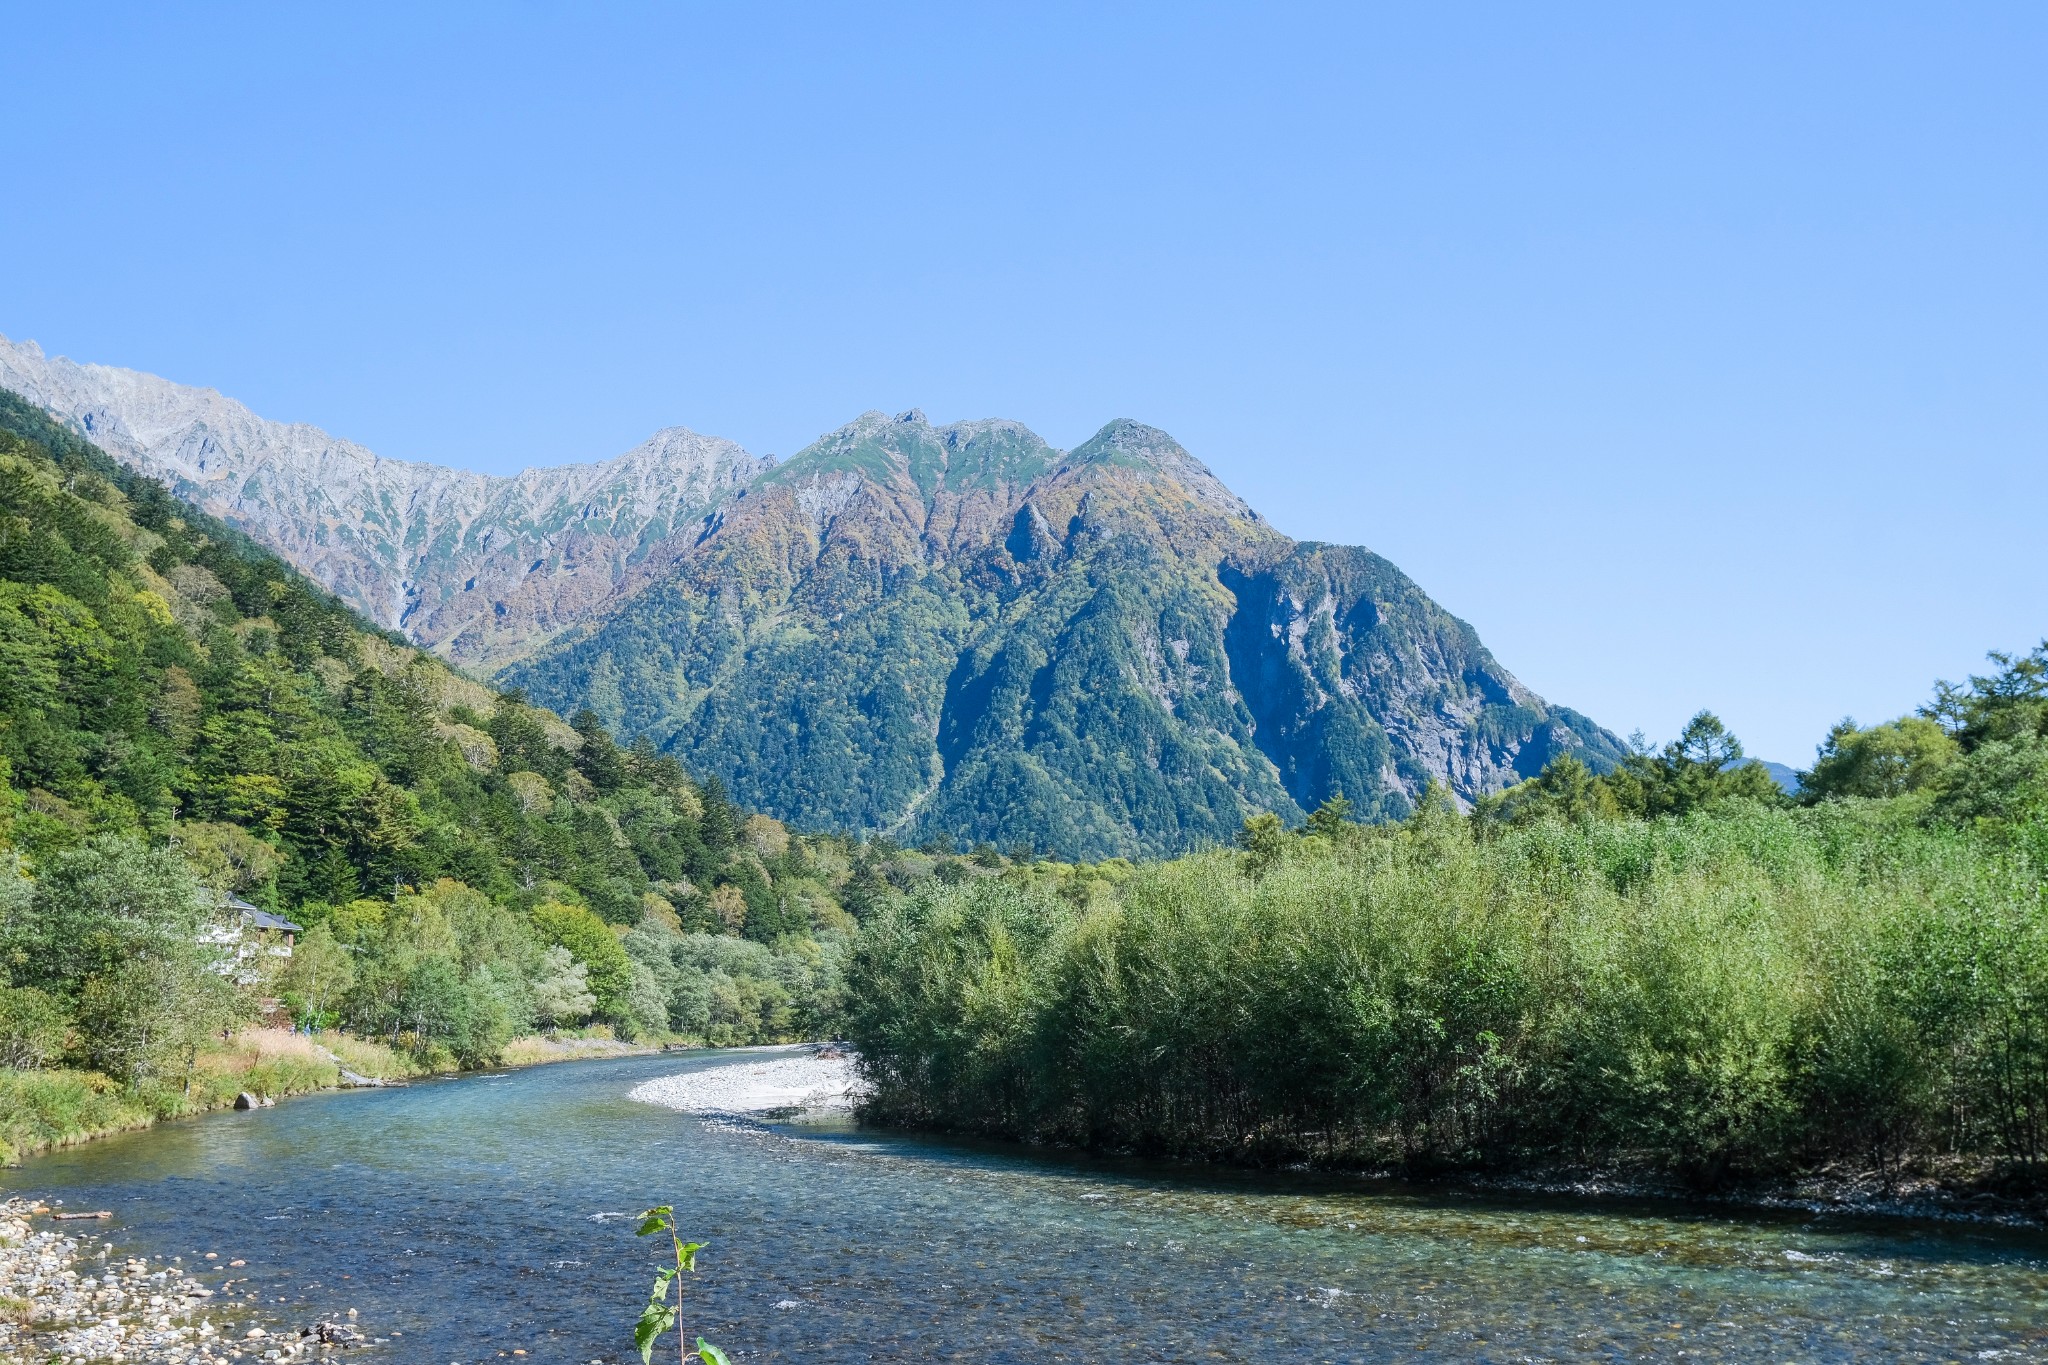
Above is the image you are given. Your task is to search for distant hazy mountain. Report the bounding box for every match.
[1,335,1626,857]
[1751,760,1802,796]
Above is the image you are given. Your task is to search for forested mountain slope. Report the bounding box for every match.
[0,390,742,916]
[510,412,1624,856]
[2,338,1624,858]
[0,392,851,1069]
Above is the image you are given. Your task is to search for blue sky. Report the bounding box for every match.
[4,4,2042,764]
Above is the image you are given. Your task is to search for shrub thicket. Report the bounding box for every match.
[848,799,2046,1188]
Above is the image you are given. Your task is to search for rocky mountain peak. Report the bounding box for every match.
[1070,418,1259,522]
[528,424,768,506]
[0,333,766,667]
[766,411,1058,501]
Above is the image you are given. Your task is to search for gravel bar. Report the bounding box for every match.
[628,1047,863,1117]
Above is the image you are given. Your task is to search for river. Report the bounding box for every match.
[6,1048,2046,1362]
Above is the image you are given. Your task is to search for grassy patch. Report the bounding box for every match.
[319,1033,433,1081]
[1,1026,666,1166]
[4,1030,379,1162]
[500,1026,656,1067]
[185,1031,340,1105]
[0,1069,155,1164]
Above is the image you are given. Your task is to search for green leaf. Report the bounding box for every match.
[645,1266,676,1304]
[633,1303,677,1364]
[695,1339,732,1365]
[676,1240,706,1271]
[635,1206,673,1237]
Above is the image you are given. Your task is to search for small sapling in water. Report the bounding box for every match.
[633,1205,729,1365]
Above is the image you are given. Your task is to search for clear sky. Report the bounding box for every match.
[4,4,2042,765]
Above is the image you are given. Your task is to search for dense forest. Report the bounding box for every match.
[847,655,2048,1192]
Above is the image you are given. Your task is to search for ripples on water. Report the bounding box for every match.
[6,1050,2046,1362]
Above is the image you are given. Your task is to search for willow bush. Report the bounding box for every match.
[845,801,2046,1188]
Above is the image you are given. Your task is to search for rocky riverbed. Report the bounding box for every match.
[0,1197,369,1364]
[628,1046,862,1117]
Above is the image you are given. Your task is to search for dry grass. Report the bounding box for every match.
[319,1033,432,1081]
[185,1030,338,1107]
[500,1030,655,1067]
[220,1029,333,1065]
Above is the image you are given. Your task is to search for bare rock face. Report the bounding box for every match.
[0,336,768,669]
[0,335,1625,856]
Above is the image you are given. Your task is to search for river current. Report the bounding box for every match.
[6,1049,2046,1362]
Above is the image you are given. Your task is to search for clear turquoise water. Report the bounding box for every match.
[7,1049,2047,1363]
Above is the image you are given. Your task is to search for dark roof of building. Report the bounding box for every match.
[214,893,300,934]
[243,905,302,934]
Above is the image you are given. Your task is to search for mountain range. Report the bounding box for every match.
[0,334,1625,857]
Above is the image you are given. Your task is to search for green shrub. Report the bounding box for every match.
[0,985,69,1069]
[848,803,2048,1187]
[0,1067,154,1161]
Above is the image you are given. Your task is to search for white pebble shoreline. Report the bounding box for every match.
[0,1197,256,1364]
[628,1048,864,1117]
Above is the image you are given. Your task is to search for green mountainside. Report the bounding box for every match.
[0,342,1626,859]
[510,411,1624,858]
[0,390,731,917]
[0,392,864,1075]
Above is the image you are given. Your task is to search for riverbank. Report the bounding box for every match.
[1469,1157,2048,1228]
[0,1028,660,1167]
[499,1033,659,1067]
[14,1047,2048,1361]
[0,1195,381,1364]
[628,1048,2047,1224]
[0,1196,237,1363]
[847,816,2048,1227]
[0,1043,339,1170]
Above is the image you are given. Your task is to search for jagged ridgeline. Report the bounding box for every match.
[0,390,817,938]
[506,413,1625,856]
[0,340,1625,858]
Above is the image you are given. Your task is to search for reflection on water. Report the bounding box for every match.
[6,1049,2046,1362]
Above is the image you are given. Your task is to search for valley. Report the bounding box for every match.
[0,341,2042,1364]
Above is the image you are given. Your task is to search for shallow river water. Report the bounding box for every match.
[7,1048,2048,1362]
